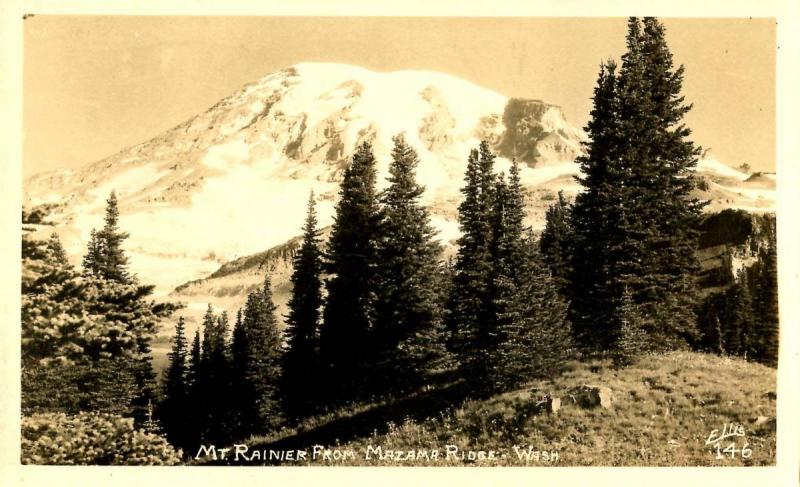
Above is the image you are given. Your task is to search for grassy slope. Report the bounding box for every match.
[231,351,776,466]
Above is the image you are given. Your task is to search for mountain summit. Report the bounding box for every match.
[24,63,585,291]
[24,63,770,293]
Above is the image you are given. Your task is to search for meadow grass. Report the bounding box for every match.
[221,351,776,466]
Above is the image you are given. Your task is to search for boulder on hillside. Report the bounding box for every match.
[752,415,776,431]
[533,394,561,414]
[566,385,614,410]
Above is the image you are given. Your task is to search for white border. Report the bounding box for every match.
[1,2,798,486]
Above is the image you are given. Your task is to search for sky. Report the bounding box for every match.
[23,16,776,178]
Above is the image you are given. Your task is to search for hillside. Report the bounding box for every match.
[200,351,776,466]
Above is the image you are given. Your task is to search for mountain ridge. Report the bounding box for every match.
[23,62,586,295]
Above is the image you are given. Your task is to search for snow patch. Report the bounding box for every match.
[697,157,749,181]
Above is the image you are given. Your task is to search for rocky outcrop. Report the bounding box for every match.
[494,98,582,166]
[534,395,562,414]
[696,209,776,292]
[565,385,614,410]
[418,86,457,151]
[530,385,614,414]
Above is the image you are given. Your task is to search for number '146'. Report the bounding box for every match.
[714,442,752,459]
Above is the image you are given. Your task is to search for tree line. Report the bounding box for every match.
[158,134,574,451]
[534,18,778,367]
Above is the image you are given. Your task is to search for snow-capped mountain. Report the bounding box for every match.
[24,62,774,303]
[23,62,586,293]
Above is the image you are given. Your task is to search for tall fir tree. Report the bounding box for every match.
[446,141,497,394]
[753,229,779,366]
[82,192,178,422]
[160,317,190,449]
[320,142,382,403]
[373,134,445,394]
[188,329,202,389]
[568,17,704,357]
[728,270,755,358]
[282,191,324,421]
[229,308,250,438]
[494,234,574,387]
[491,161,527,285]
[195,305,233,444]
[97,191,132,284]
[489,162,574,390]
[239,275,284,433]
[616,17,705,350]
[82,229,103,277]
[539,190,572,291]
[131,341,159,427]
[568,59,623,350]
[185,328,203,448]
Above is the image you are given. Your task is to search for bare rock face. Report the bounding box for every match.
[494,98,583,166]
[566,385,614,410]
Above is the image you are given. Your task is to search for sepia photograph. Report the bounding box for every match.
[3,3,800,485]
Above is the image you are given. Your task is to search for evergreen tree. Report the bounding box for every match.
[188,329,202,388]
[195,305,232,444]
[446,141,497,394]
[568,60,623,350]
[97,191,132,284]
[568,17,704,357]
[617,17,705,349]
[697,297,726,355]
[82,229,103,277]
[160,317,190,448]
[493,231,574,389]
[753,231,779,366]
[320,142,382,402]
[47,233,69,266]
[185,329,203,448]
[131,343,159,426]
[492,161,527,283]
[488,159,574,390]
[239,275,284,433]
[21,230,178,423]
[486,172,517,391]
[283,192,324,421]
[229,308,249,438]
[540,190,572,291]
[732,270,755,359]
[613,288,648,366]
[373,134,445,394]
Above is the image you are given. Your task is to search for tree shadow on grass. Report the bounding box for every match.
[205,378,470,465]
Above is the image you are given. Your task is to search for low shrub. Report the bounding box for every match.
[21,412,182,465]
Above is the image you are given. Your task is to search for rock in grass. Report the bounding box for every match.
[534,395,561,414]
[567,385,614,410]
